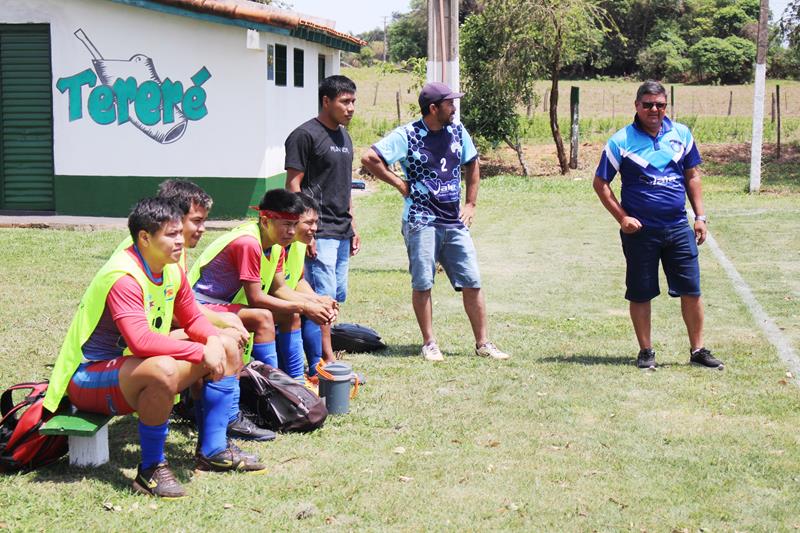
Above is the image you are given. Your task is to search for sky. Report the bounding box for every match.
[288,0,791,36]
[288,0,412,35]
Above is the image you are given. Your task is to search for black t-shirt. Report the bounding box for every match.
[284,118,354,239]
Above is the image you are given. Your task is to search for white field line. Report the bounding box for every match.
[704,230,800,378]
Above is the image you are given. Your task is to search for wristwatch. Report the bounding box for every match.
[695,215,707,223]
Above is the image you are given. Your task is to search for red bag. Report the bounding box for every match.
[0,382,68,473]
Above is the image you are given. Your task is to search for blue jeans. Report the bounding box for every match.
[304,238,350,302]
[620,224,701,302]
[401,222,481,291]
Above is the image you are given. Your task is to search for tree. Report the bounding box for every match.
[460,5,538,176]
[461,0,612,175]
[387,0,427,62]
[688,36,755,83]
[637,32,692,82]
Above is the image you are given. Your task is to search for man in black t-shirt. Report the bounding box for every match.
[285,75,359,374]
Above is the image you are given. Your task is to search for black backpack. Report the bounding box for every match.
[0,382,68,473]
[238,362,327,433]
[330,323,386,353]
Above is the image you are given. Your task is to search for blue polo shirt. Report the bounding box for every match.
[372,118,478,228]
[595,116,702,228]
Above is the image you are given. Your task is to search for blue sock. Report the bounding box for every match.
[227,379,241,424]
[200,375,236,458]
[302,318,323,377]
[252,341,277,367]
[277,329,305,380]
[193,394,204,440]
[138,420,168,470]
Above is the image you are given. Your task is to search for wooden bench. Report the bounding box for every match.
[40,411,113,467]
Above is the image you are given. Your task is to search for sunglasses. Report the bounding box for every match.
[639,101,667,110]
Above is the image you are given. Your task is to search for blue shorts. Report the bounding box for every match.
[620,224,701,302]
[305,238,350,303]
[402,222,481,291]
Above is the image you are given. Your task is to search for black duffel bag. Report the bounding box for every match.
[330,323,386,353]
[238,361,327,433]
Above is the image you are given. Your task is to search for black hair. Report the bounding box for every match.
[319,75,356,107]
[636,80,667,102]
[257,189,305,215]
[128,197,183,242]
[156,178,213,214]
[296,192,320,214]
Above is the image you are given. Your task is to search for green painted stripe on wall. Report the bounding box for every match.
[54,174,286,219]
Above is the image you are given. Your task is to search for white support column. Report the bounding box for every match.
[426,0,459,88]
[749,0,770,193]
[68,424,109,467]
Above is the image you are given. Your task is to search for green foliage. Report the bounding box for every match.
[358,46,376,67]
[712,5,754,37]
[688,36,755,84]
[637,32,692,82]
[460,2,540,154]
[460,0,613,173]
[581,0,768,80]
[387,0,426,62]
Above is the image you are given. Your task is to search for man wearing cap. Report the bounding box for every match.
[361,82,510,362]
[593,79,723,370]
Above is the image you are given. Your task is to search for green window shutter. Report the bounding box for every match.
[0,24,54,211]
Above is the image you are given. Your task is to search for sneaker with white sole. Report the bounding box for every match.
[475,342,510,360]
[421,342,444,361]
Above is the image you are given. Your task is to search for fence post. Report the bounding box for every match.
[777,84,782,160]
[671,85,675,120]
[396,90,401,124]
[569,86,579,170]
[771,91,776,124]
[373,82,379,106]
[727,91,733,116]
[543,89,549,112]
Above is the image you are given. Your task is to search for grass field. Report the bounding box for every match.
[0,157,799,530]
[344,67,800,148]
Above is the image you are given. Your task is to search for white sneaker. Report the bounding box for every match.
[421,341,444,361]
[475,342,510,360]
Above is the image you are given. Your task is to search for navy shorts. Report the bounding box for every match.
[620,224,701,302]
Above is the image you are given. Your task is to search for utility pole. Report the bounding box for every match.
[382,16,388,62]
[426,0,459,90]
[749,0,770,193]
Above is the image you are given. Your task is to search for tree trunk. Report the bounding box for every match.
[549,69,569,174]
[505,138,530,177]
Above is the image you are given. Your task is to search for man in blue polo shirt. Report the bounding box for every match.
[593,80,723,370]
[361,82,509,362]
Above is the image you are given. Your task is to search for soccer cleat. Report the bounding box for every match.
[195,445,268,473]
[636,348,656,369]
[227,412,277,442]
[421,341,444,361]
[475,342,510,360]
[690,347,724,369]
[196,439,259,463]
[132,462,186,499]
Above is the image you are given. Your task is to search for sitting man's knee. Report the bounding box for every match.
[146,356,181,393]
[221,335,243,372]
[254,309,275,336]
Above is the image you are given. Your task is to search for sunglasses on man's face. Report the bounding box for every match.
[639,101,667,110]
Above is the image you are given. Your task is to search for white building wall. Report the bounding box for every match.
[2,0,342,179]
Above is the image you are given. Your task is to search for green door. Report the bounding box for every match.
[0,24,55,212]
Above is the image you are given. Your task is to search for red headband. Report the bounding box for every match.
[249,206,300,221]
